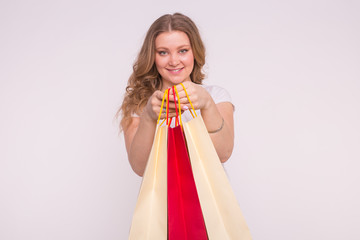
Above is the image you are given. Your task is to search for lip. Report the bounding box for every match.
[167,67,184,74]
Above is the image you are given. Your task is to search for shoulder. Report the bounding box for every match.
[201,84,232,104]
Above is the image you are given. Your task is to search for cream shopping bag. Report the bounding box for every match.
[128,91,169,239]
[128,125,167,239]
[180,84,252,240]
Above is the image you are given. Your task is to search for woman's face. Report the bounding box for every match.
[154,31,194,90]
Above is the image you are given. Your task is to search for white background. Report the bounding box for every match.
[1,0,359,239]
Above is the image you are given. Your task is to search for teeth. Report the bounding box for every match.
[170,68,181,72]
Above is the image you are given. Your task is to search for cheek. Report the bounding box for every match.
[155,56,165,69]
[154,56,161,68]
[183,52,194,67]
[183,56,194,68]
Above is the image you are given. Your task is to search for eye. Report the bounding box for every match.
[158,51,167,56]
[179,49,188,54]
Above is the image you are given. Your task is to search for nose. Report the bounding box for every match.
[169,54,180,66]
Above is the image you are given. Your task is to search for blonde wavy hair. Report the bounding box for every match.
[118,13,206,130]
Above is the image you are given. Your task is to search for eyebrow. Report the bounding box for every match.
[155,44,191,50]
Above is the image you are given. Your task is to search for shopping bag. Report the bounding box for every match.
[167,86,208,240]
[128,92,169,240]
[181,83,252,239]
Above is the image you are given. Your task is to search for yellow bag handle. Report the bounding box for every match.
[157,88,177,127]
[173,86,182,126]
[180,83,197,118]
[157,83,197,127]
[161,86,182,127]
[157,89,168,125]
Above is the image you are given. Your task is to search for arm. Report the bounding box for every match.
[123,90,178,176]
[172,82,234,162]
[123,113,157,177]
[201,100,234,163]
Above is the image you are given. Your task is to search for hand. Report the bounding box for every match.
[142,90,180,121]
[168,81,212,111]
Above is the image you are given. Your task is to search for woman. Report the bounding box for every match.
[119,13,234,176]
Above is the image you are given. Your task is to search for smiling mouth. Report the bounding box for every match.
[167,67,184,73]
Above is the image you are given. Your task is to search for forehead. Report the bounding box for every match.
[155,31,190,48]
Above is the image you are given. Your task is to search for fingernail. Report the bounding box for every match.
[183,105,188,110]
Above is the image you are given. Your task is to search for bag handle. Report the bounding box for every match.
[157,83,197,126]
[173,86,182,126]
[157,88,175,127]
[173,86,184,126]
[165,86,182,127]
[167,89,171,126]
[157,88,168,125]
[180,83,197,118]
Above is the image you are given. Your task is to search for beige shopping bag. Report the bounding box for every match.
[128,125,168,240]
[183,117,252,239]
[129,90,170,239]
[175,82,251,239]
[183,116,252,239]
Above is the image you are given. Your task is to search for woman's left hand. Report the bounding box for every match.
[168,81,212,111]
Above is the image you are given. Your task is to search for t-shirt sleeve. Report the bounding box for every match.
[203,85,232,104]
[202,85,235,111]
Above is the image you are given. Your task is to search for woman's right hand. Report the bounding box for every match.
[142,90,164,121]
[142,89,179,122]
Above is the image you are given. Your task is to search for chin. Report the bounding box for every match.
[168,78,187,85]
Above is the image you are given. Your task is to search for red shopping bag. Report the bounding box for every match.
[167,86,208,240]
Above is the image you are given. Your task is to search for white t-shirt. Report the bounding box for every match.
[181,85,233,122]
[202,85,232,105]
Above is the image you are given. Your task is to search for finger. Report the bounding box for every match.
[159,112,179,119]
[166,102,183,109]
[181,104,190,111]
[154,90,165,101]
[169,96,194,107]
[159,107,177,114]
[173,85,185,95]
[176,81,191,89]
[167,94,190,106]
[160,109,177,114]
[168,91,186,100]
[174,85,195,100]
[167,92,178,102]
